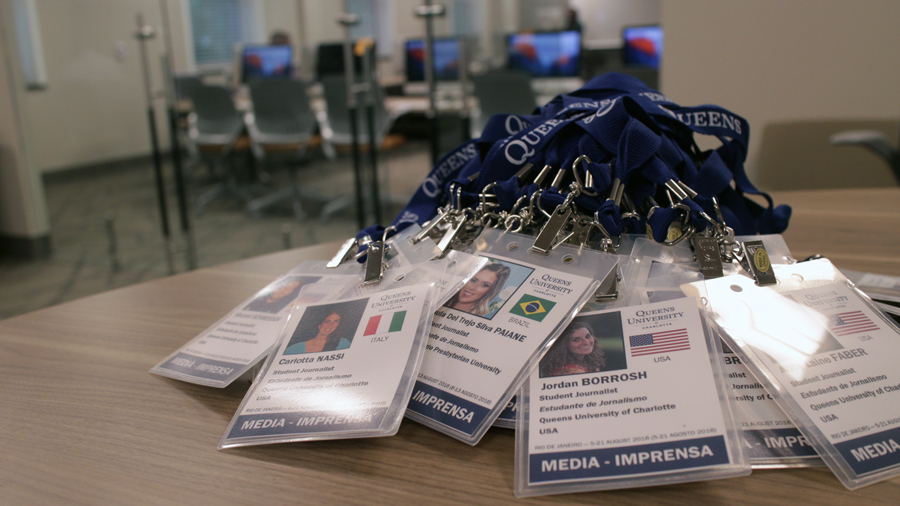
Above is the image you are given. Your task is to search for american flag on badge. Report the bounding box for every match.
[629,329,690,357]
[829,310,879,336]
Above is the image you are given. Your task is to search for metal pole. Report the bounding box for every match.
[361,42,383,225]
[105,212,120,272]
[458,37,471,143]
[159,0,197,270]
[338,11,366,230]
[134,13,175,275]
[414,2,446,165]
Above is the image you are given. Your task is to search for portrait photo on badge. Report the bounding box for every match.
[243,276,320,314]
[282,298,368,355]
[539,312,626,378]
[443,258,533,320]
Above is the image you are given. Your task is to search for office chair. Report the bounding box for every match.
[245,79,318,220]
[754,119,899,190]
[319,75,402,148]
[186,85,253,213]
[471,70,537,137]
[831,127,900,185]
[318,75,404,221]
[174,75,203,103]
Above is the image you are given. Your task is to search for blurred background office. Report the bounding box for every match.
[0,0,898,319]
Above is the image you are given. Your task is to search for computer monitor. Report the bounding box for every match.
[240,45,293,83]
[505,30,581,78]
[404,38,460,82]
[315,41,373,80]
[622,25,663,68]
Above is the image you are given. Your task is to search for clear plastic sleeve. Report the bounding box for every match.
[515,292,749,496]
[218,260,450,447]
[405,228,614,445]
[694,258,900,489]
[627,235,820,467]
[150,261,362,387]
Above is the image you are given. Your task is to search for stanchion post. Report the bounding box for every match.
[337,11,366,230]
[159,0,197,270]
[361,41,383,225]
[414,1,446,165]
[134,13,175,275]
[458,36,471,143]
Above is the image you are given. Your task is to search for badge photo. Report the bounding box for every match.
[442,258,533,320]
[538,313,627,379]
[282,298,369,355]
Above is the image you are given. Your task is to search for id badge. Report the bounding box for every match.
[151,261,362,387]
[515,297,749,496]
[219,262,446,447]
[406,228,614,445]
[720,343,822,467]
[700,259,900,489]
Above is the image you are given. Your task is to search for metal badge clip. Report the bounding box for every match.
[435,210,469,255]
[692,235,724,279]
[736,240,777,286]
[327,237,357,268]
[530,188,577,255]
[595,267,621,302]
[363,228,394,285]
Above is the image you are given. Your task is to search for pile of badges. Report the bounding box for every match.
[152,73,900,494]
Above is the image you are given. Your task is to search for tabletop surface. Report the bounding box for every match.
[1,188,899,505]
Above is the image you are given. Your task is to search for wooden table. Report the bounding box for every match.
[1,188,898,505]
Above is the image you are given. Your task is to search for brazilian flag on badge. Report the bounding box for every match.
[510,295,556,322]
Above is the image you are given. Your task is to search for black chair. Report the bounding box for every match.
[471,70,537,137]
[831,125,900,184]
[186,85,253,213]
[244,80,318,219]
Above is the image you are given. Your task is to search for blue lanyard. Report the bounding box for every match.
[358,72,791,248]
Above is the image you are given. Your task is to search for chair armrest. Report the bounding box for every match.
[830,129,896,162]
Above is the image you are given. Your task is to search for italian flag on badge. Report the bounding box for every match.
[363,310,407,336]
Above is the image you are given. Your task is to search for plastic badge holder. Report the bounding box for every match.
[695,258,900,489]
[405,228,614,445]
[150,261,363,387]
[515,292,749,497]
[626,235,821,467]
[385,224,442,267]
[841,269,900,307]
[494,239,641,430]
[219,260,448,447]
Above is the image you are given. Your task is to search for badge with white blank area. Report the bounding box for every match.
[699,258,900,490]
[515,297,748,497]
[219,283,433,447]
[720,343,822,467]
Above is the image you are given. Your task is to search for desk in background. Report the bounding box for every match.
[1,188,898,505]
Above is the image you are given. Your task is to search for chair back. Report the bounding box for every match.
[472,70,537,118]
[249,80,316,142]
[174,75,204,102]
[755,119,899,190]
[320,75,388,145]
[188,85,243,145]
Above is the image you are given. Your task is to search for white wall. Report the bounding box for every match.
[5,0,303,174]
[9,0,172,173]
[660,0,900,180]
[0,2,50,238]
[570,0,659,48]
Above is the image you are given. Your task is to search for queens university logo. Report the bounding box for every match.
[580,98,617,124]
[505,115,526,135]
[504,118,564,165]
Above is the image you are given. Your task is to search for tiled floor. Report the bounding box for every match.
[0,141,431,320]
